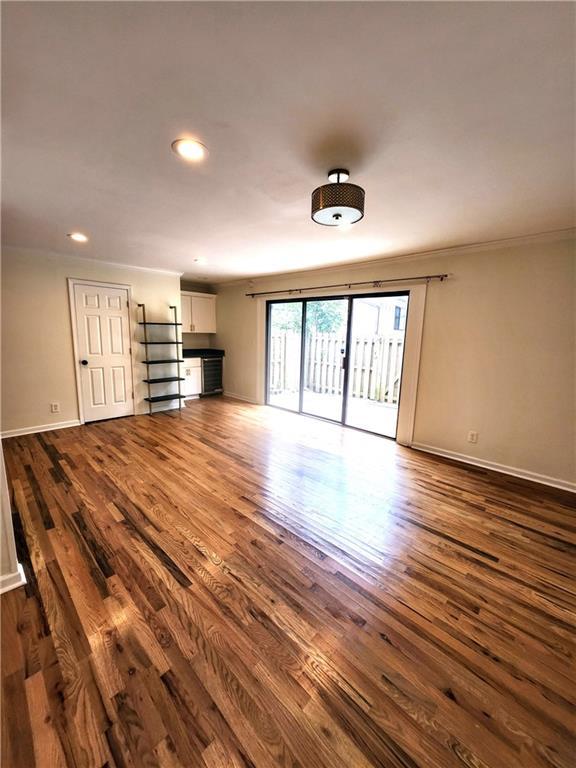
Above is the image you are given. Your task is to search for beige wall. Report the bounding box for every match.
[1,247,182,433]
[182,332,212,349]
[214,236,575,487]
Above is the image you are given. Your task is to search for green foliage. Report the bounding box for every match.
[270,301,345,334]
[306,301,346,333]
[270,303,302,332]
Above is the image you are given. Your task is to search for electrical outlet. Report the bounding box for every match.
[467,430,478,444]
[50,402,60,414]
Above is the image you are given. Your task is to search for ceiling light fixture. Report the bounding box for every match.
[311,168,365,226]
[171,138,207,162]
[327,168,349,183]
[67,232,88,243]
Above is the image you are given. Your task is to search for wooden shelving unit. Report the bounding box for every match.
[138,304,185,415]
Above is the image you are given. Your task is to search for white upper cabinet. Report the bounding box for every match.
[181,292,217,334]
[181,293,193,332]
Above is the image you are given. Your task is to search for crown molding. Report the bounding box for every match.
[214,227,576,288]
[4,226,573,286]
[87,259,184,277]
[2,245,184,277]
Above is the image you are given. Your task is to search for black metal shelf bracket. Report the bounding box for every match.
[144,394,186,404]
[137,303,183,416]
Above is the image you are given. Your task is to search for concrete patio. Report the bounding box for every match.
[268,389,399,438]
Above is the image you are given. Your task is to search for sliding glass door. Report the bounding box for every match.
[302,299,349,421]
[267,301,303,411]
[266,292,408,439]
[344,295,408,438]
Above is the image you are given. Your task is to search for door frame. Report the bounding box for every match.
[261,282,428,445]
[67,278,135,424]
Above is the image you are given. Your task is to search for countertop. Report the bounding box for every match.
[182,348,225,358]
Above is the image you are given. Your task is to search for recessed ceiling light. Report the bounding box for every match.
[67,232,88,243]
[171,138,207,162]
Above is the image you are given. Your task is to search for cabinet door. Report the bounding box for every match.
[181,294,193,333]
[190,296,216,333]
[182,365,193,396]
[183,362,202,396]
[189,367,202,395]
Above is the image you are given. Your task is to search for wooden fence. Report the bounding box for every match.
[269,332,404,404]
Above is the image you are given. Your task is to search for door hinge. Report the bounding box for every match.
[129,347,132,354]
[126,300,129,307]
[131,391,134,399]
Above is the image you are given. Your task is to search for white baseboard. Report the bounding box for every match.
[2,406,187,436]
[0,563,26,595]
[224,391,260,404]
[411,442,575,493]
[1,419,82,439]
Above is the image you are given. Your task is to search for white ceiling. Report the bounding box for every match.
[2,2,574,282]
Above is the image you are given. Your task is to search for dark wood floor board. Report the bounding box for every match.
[2,398,575,767]
[1,586,27,680]
[2,668,36,767]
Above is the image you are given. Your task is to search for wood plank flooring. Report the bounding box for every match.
[1,397,575,768]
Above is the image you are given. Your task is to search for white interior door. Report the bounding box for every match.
[73,283,134,422]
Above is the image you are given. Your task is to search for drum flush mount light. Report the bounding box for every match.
[311,168,365,226]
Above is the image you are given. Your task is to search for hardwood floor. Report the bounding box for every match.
[2,397,575,768]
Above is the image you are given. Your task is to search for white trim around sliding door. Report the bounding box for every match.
[395,282,427,446]
[256,296,268,405]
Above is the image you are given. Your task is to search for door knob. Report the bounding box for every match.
[80,359,88,366]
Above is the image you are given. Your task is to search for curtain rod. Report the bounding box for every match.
[245,273,449,298]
